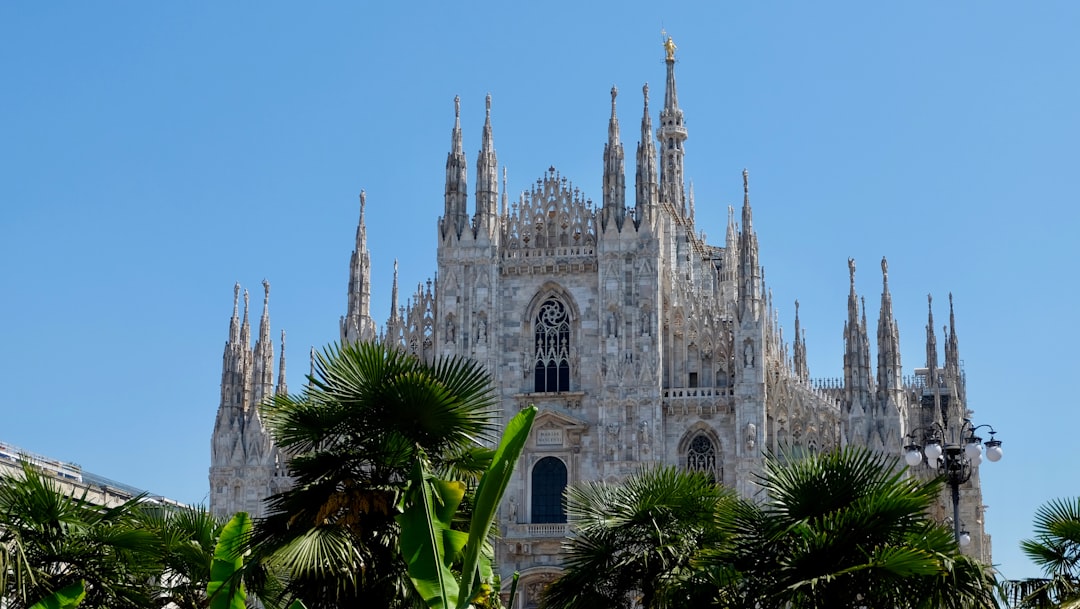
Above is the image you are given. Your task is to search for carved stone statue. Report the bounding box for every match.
[745,422,757,452]
[506,496,517,523]
[606,422,620,439]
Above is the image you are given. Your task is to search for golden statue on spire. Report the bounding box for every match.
[662,30,677,61]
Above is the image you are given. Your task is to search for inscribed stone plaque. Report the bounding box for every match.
[536,429,564,446]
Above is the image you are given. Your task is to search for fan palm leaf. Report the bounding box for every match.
[542,466,732,609]
[249,341,499,609]
[1003,497,1080,608]
[704,447,997,609]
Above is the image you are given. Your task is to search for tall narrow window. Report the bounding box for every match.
[687,435,717,479]
[534,299,570,392]
[531,456,567,523]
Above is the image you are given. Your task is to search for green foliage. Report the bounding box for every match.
[139,504,225,609]
[542,465,733,609]
[1004,497,1080,608]
[208,512,250,609]
[27,581,85,609]
[544,447,998,609]
[0,464,160,609]
[397,461,467,609]
[456,405,536,609]
[396,405,535,609]
[249,341,501,608]
[707,447,999,609]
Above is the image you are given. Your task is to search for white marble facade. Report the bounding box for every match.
[210,44,990,605]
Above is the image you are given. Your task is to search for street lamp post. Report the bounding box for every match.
[903,419,1003,545]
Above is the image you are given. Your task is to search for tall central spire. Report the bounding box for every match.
[657,33,688,215]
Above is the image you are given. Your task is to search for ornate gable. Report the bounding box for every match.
[528,409,589,451]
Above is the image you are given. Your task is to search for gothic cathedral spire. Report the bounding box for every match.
[925,294,939,372]
[251,279,275,409]
[737,170,762,322]
[945,293,961,373]
[443,96,469,239]
[876,257,902,400]
[793,300,810,381]
[602,85,626,231]
[843,258,874,413]
[276,329,288,397]
[658,34,688,216]
[634,83,658,226]
[341,191,377,344]
[475,94,499,237]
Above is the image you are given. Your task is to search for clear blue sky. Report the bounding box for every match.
[2,2,1076,581]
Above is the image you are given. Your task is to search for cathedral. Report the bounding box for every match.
[209,40,991,606]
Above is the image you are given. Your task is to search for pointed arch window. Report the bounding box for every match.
[534,298,570,392]
[531,456,567,524]
[687,435,717,479]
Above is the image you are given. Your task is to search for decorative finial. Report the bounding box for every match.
[454,95,460,119]
[743,168,749,196]
[795,299,800,312]
[359,190,366,218]
[485,93,491,117]
[662,30,677,62]
[243,289,250,314]
[848,258,856,287]
[881,256,888,277]
[610,85,618,116]
[262,278,270,300]
[643,83,649,108]
[232,283,240,315]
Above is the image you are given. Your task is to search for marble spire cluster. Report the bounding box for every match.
[211,35,989,578]
[209,280,289,518]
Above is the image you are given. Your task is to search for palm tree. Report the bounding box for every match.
[248,341,500,608]
[138,504,225,609]
[1003,497,1080,608]
[541,466,733,609]
[0,464,161,609]
[708,447,999,609]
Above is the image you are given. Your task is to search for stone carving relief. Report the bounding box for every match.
[606,422,620,456]
[638,420,651,454]
[743,339,755,368]
[475,313,488,345]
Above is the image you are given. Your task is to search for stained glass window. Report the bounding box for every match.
[534,299,570,392]
[687,435,717,479]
